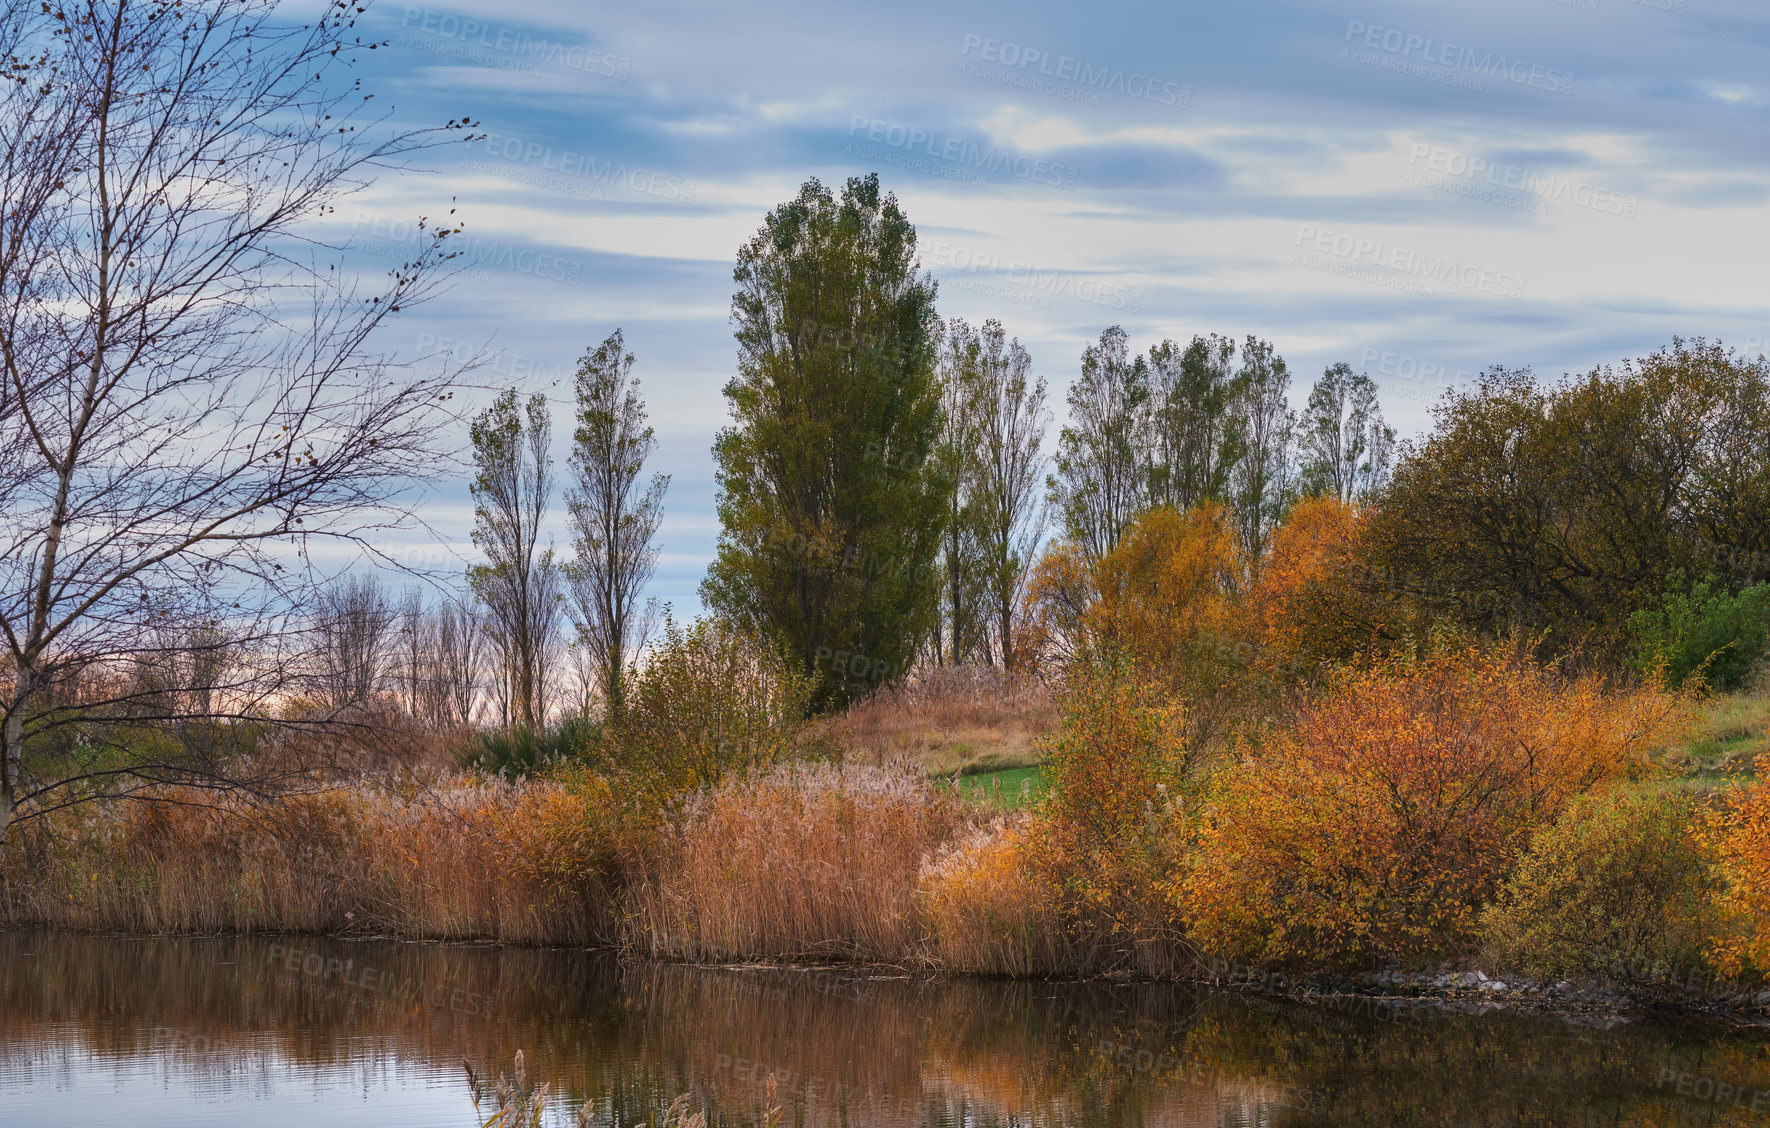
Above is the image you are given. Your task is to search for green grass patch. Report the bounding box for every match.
[940,765,1047,809]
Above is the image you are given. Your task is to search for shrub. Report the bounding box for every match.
[919,817,1073,976]
[626,762,965,963]
[1251,494,1409,675]
[1177,645,1688,969]
[1629,572,1770,690]
[1032,664,1192,975]
[464,714,600,779]
[1705,759,1770,980]
[598,615,820,805]
[1481,788,1721,984]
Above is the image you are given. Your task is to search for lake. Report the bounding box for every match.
[2,929,1767,1126]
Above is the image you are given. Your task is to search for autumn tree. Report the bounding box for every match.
[1369,340,1770,657]
[0,0,473,848]
[702,174,946,711]
[563,330,668,719]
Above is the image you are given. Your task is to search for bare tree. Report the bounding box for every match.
[967,321,1049,670]
[313,575,396,709]
[429,594,483,729]
[562,331,667,719]
[394,586,428,719]
[470,389,563,730]
[0,0,475,848]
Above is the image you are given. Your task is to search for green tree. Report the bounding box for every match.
[1147,333,1241,512]
[1299,361,1394,504]
[967,321,1049,669]
[701,175,946,712]
[1226,337,1296,565]
[932,319,992,666]
[1049,326,1153,560]
[1369,340,1770,656]
[563,330,668,720]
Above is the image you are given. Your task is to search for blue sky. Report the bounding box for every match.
[331,0,1770,614]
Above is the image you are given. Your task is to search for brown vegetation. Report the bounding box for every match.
[834,665,1055,776]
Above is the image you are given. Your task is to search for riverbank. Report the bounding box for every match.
[5,652,1769,1004]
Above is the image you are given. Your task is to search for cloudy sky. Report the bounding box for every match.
[335,0,1770,613]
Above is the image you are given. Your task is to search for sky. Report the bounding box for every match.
[328,0,1770,614]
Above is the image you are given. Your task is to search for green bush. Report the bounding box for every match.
[1481,788,1720,984]
[595,615,824,804]
[1629,571,1770,690]
[464,713,600,779]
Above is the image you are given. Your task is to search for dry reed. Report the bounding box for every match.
[835,666,1056,775]
[626,762,967,963]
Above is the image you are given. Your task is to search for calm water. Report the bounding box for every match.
[2,930,1768,1126]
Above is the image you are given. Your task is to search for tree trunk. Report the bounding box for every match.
[1,661,33,852]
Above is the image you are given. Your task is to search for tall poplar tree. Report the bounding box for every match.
[469,390,562,730]
[1049,326,1152,560]
[702,175,946,711]
[564,330,668,720]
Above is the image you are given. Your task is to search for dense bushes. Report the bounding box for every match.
[1177,647,1687,969]
[1629,572,1770,690]
[595,615,820,799]
[1481,789,1720,982]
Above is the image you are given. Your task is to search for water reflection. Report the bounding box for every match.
[1,929,1766,1126]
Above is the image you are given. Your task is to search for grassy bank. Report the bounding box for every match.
[5,650,1769,1009]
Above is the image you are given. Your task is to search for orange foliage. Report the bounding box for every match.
[1177,645,1688,968]
[1016,539,1096,671]
[1028,668,1192,974]
[1706,758,1770,979]
[1085,504,1243,670]
[1250,495,1387,673]
[919,817,1074,975]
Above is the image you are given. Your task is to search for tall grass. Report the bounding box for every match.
[837,665,1056,775]
[3,652,1760,991]
[626,762,965,963]
[1,774,625,944]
